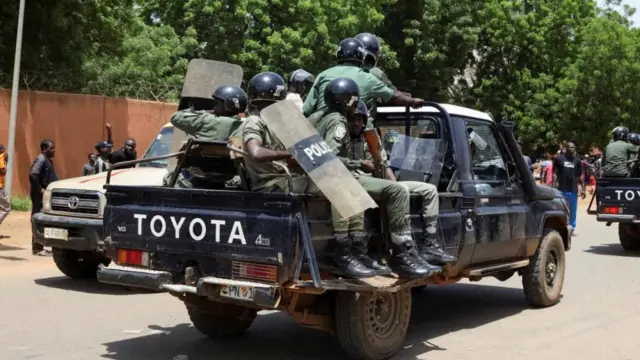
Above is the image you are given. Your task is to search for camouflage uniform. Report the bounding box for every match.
[242,114,321,194]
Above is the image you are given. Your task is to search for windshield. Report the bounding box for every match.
[139,126,173,168]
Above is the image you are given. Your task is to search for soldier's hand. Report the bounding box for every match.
[410,98,425,109]
[286,157,301,170]
[361,160,376,173]
[106,123,112,129]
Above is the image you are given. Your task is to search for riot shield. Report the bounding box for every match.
[260,100,378,219]
[388,135,447,185]
[168,60,244,170]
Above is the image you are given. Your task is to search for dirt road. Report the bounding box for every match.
[1,209,639,360]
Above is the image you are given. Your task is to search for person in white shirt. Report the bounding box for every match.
[286,69,315,111]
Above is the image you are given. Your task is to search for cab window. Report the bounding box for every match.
[139,126,174,168]
[465,121,508,181]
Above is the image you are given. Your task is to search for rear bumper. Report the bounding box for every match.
[32,212,103,251]
[97,263,281,308]
[596,214,637,223]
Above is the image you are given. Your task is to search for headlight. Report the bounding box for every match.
[42,189,52,213]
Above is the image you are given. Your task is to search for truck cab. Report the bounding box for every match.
[31,123,174,279]
[97,103,570,360]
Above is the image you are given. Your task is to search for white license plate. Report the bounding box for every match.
[44,227,69,241]
[220,285,254,301]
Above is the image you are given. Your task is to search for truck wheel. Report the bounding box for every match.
[334,289,411,360]
[187,305,256,339]
[618,224,640,252]
[52,248,106,279]
[522,229,566,307]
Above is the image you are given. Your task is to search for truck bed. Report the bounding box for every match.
[591,177,640,222]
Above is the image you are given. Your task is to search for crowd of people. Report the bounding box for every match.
[27,125,138,256]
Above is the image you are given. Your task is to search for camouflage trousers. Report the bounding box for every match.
[398,181,439,231]
[332,176,411,245]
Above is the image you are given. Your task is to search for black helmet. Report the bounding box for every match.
[324,77,360,113]
[629,133,640,146]
[288,69,315,95]
[247,72,287,105]
[354,100,369,120]
[612,126,630,141]
[336,38,366,65]
[212,85,247,115]
[355,33,381,56]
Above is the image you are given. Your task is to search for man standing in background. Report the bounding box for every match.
[0,144,10,227]
[30,140,58,255]
[553,141,586,235]
[82,153,97,176]
[110,138,137,167]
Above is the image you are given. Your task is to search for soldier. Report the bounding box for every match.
[286,69,315,110]
[354,32,396,89]
[602,126,638,177]
[302,37,424,117]
[241,72,376,278]
[165,84,247,188]
[348,100,456,266]
[309,77,438,278]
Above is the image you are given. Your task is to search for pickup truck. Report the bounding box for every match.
[97,103,570,360]
[31,123,174,279]
[587,176,640,251]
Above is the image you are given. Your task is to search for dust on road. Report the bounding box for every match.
[1,210,639,360]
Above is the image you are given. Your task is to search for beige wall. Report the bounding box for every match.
[0,89,177,195]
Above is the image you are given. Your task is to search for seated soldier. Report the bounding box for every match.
[603,126,638,178]
[347,100,456,266]
[164,85,247,188]
[309,77,439,278]
[241,72,379,279]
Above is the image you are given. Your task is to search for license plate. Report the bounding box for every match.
[44,227,69,241]
[220,285,254,301]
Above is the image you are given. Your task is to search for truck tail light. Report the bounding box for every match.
[117,249,150,267]
[602,206,622,214]
[232,261,277,282]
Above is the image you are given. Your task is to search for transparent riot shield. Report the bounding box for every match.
[168,60,244,171]
[388,134,447,185]
[260,100,378,219]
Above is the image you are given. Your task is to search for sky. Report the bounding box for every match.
[600,0,640,26]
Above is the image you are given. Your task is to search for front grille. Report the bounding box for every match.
[50,191,100,215]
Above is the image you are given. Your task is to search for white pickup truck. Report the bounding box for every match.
[32,123,174,279]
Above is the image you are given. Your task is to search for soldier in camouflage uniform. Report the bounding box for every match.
[349,100,456,266]
[164,85,247,188]
[302,38,423,118]
[355,32,396,90]
[309,77,438,278]
[286,69,315,111]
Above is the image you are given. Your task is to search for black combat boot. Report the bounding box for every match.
[390,242,441,278]
[351,233,392,276]
[420,232,457,265]
[334,243,376,278]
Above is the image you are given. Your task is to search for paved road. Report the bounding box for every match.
[1,211,640,360]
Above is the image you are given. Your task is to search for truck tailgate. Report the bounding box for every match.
[596,178,640,222]
[104,186,297,283]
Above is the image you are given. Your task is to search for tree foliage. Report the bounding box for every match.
[1,0,640,150]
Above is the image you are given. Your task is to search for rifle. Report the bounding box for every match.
[363,128,386,179]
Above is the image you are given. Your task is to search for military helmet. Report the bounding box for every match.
[629,133,640,146]
[354,100,369,120]
[612,126,630,141]
[212,85,247,115]
[336,38,366,65]
[247,72,287,105]
[324,77,360,112]
[355,33,381,57]
[288,69,315,94]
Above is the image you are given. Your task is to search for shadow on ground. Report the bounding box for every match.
[34,276,160,296]
[584,243,640,258]
[0,243,22,251]
[101,282,531,360]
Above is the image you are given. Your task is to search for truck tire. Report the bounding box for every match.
[187,306,256,339]
[334,289,411,360]
[618,224,640,252]
[522,229,566,307]
[52,248,107,279]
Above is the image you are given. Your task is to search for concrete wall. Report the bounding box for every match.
[0,89,177,195]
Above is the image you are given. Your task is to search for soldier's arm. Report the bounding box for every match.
[375,68,397,90]
[170,110,205,135]
[367,74,422,108]
[302,86,318,117]
[243,118,291,162]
